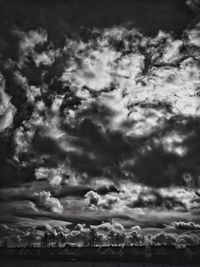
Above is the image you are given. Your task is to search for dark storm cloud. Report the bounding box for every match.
[11,210,134,227]
[61,110,200,187]
[31,129,66,158]
[66,117,132,177]
[132,117,200,187]
[0,0,193,41]
[0,183,93,202]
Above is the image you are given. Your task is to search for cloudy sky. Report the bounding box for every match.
[0,0,200,247]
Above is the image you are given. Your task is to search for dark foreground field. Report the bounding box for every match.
[1,246,200,266]
[0,260,200,267]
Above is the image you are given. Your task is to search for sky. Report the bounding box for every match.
[0,0,200,248]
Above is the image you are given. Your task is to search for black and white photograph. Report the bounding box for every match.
[0,0,200,266]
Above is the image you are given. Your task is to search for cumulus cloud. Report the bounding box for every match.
[62,44,121,91]
[84,191,119,210]
[35,166,64,186]
[174,221,200,230]
[187,22,200,47]
[1,218,200,248]
[33,50,59,67]
[34,191,63,214]
[14,28,48,67]
[116,182,200,212]
[13,71,41,104]
[37,222,200,247]
[82,182,200,219]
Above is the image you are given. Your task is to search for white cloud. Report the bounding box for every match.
[162,39,183,64]
[174,221,200,230]
[33,50,57,67]
[160,131,188,157]
[62,47,120,91]
[14,71,42,103]
[60,27,200,148]
[187,22,200,47]
[34,191,63,214]
[14,28,47,67]
[0,74,16,132]
[84,191,119,210]
[35,166,64,186]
